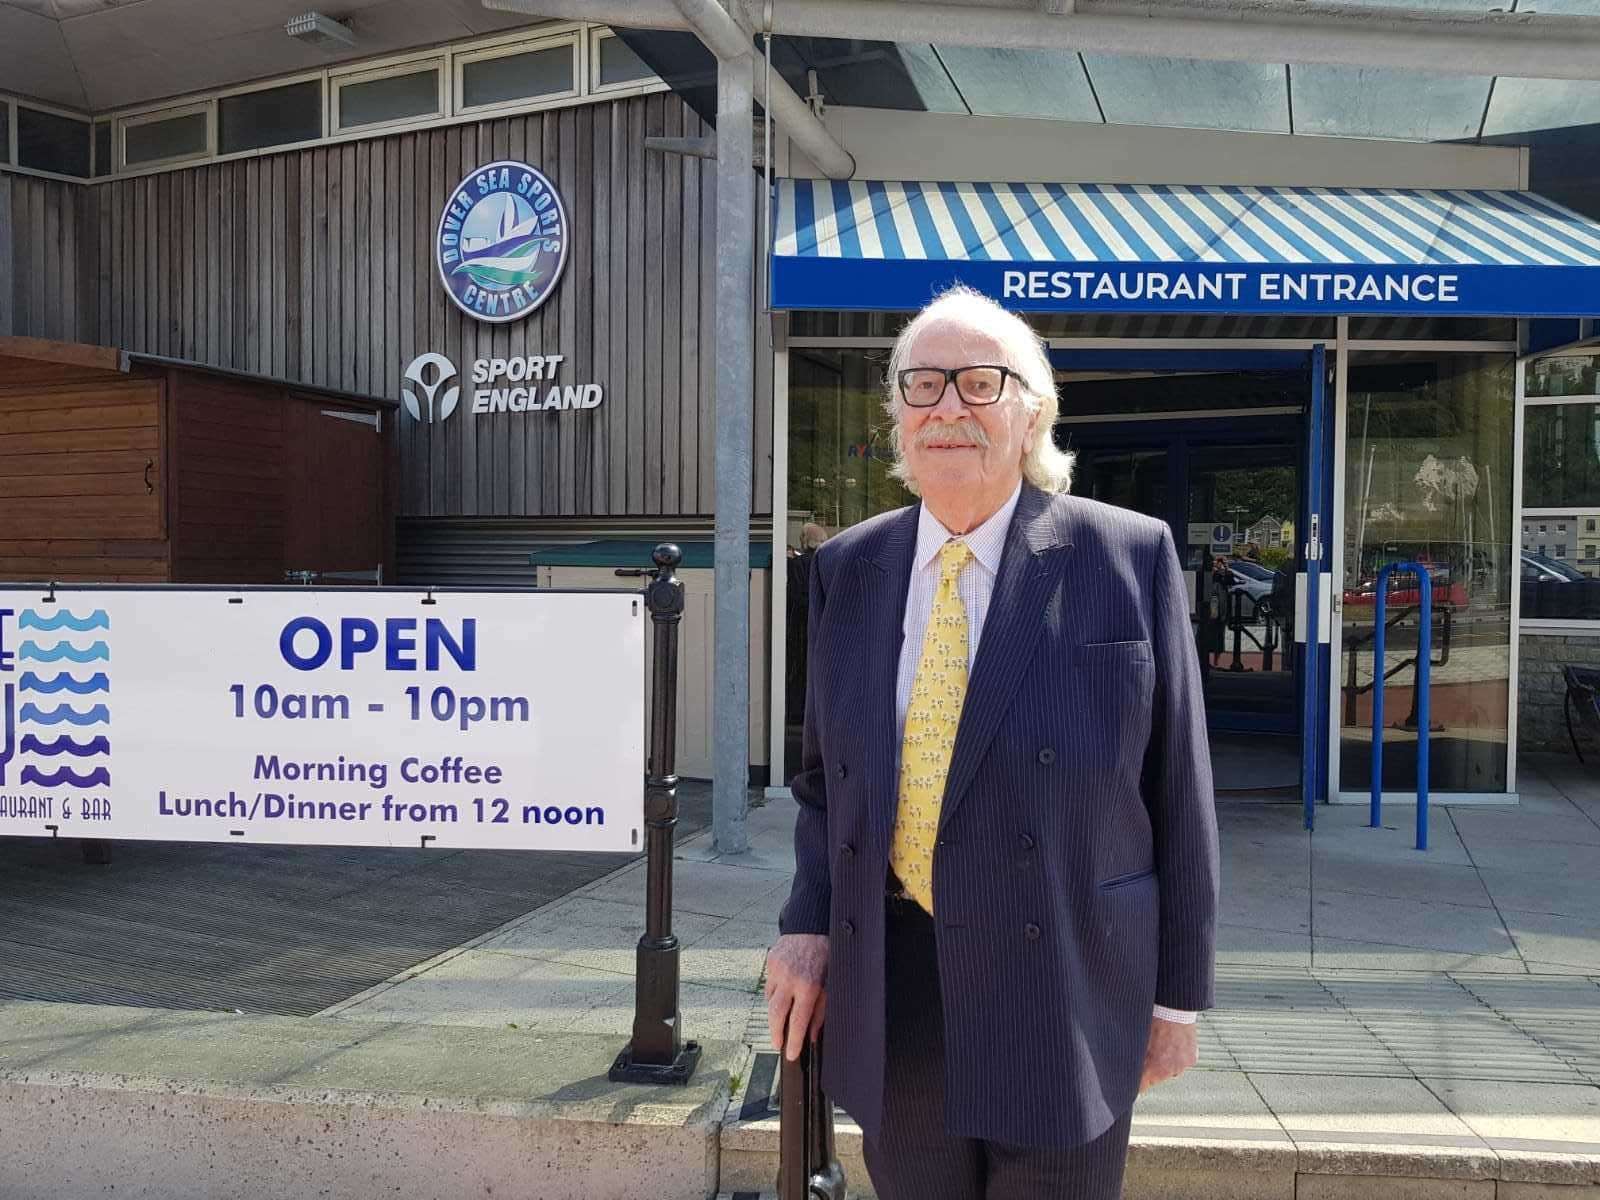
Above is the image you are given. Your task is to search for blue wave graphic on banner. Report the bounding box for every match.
[19,765,111,788]
[19,671,110,695]
[18,641,110,663]
[19,610,110,632]
[19,703,111,727]
[19,734,110,757]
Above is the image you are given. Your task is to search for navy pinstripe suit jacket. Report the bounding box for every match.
[779,482,1221,1151]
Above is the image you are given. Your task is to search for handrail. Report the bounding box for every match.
[1370,561,1432,851]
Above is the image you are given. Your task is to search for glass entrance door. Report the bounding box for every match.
[1061,356,1317,796]
[1070,425,1303,733]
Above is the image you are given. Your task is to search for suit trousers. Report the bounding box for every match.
[861,891,1135,1200]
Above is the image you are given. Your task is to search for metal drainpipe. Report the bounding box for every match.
[710,41,756,855]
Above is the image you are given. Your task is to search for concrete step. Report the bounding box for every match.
[0,1000,745,1200]
[721,1051,1600,1200]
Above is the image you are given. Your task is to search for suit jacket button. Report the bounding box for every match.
[1037,748,1056,765]
[1024,923,1041,941]
[1019,833,1035,850]
[836,763,848,779]
[842,920,855,936]
[841,843,855,859]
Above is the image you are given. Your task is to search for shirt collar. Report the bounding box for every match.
[914,482,1024,576]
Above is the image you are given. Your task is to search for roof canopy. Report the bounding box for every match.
[771,180,1600,316]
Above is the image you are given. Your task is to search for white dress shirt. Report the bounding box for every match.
[896,481,1197,1027]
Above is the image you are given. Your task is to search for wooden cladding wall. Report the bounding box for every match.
[0,376,167,581]
[1,92,773,520]
[1,173,99,345]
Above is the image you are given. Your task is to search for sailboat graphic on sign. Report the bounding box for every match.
[453,192,543,292]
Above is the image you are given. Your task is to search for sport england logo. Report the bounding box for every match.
[436,160,569,324]
[402,353,460,423]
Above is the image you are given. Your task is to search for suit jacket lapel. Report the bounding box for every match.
[861,504,918,850]
[938,485,1073,831]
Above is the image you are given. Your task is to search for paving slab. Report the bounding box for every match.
[1312,858,1496,909]
[1310,888,1521,959]
[475,894,729,960]
[584,857,795,920]
[1502,910,1600,974]
[1475,868,1600,922]
[1129,1067,1290,1149]
[1422,1078,1600,1185]
[1221,882,1315,935]
[1208,1010,1408,1076]
[1248,1073,1496,1179]
[1312,935,1529,974]
[1449,810,1600,848]
[1217,923,1313,967]
[329,948,636,1031]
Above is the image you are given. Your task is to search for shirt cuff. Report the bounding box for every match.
[1152,1004,1198,1024]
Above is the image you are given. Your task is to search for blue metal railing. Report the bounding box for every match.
[1369,561,1432,850]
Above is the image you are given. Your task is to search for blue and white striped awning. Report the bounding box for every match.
[771,180,1600,317]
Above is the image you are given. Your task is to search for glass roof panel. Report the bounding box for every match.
[932,45,1102,121]
[1291,64,1492,139]
[894,43,968,113]
[1484,76,1600,137]
[1082,55,1289,133]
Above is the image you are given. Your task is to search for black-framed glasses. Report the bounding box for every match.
[896,364,1018,407]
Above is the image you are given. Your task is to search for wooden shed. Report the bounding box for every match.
[0,337,396,585]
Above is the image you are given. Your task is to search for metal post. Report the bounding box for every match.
[713,44,755,856]
[1369,561,1432,851]
[609,544,702,1085]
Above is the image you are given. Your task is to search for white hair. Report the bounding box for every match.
[882,285,1074,496]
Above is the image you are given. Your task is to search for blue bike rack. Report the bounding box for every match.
[1369,561,1432,850]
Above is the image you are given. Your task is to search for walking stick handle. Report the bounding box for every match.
[777,1032,847,1200]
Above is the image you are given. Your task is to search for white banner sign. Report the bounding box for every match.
[0,589,644,852]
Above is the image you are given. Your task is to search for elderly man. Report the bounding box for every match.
[765,287,1220,1199]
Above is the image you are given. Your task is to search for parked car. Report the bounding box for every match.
[1227,558,1277,615]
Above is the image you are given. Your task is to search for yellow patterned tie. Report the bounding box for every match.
[890,539,973,915]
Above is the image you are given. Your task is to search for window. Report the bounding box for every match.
[1522,356,1600,621]
[93,120,111,176]
[218,79,322,155]
[591,31,654,90]
[1524,403,1600,511]
[16,104,90,177]
[335,63,442,131]
[122,106,209,168]
[458,36,578,112]
[1341,351,1515,792]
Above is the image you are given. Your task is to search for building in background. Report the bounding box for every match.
[4,0,1600,802]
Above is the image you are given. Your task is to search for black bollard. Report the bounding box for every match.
[609,544,702,1086]
[778,1031,846,1200]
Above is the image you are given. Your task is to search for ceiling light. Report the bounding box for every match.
[285,12,357,48]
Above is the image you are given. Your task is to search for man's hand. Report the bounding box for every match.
[765,933,829,1061]
[1139,1017,1198,1093]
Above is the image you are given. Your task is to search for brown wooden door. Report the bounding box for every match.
[284,399,385,584]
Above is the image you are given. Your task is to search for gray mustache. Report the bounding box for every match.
[914,421,990,450]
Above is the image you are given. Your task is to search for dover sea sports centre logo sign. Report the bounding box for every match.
[436,160,569,323]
